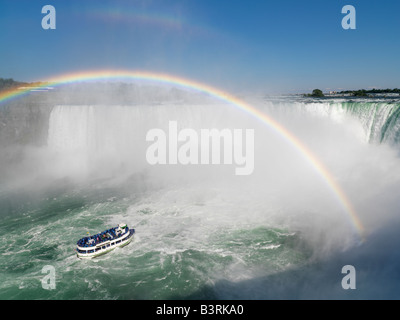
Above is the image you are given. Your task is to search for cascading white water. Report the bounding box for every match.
[273,101,400,145]
[46,102,262,181]
[47,105,146,178]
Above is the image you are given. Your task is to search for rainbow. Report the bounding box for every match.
[85,5,213,37]
[90,7,184,30]
[0,69,365,239]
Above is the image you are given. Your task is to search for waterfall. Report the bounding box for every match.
[264,100,400,147]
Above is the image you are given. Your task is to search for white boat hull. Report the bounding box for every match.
[76,228,135,259]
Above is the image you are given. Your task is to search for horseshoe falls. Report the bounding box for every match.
[1,89,400,300]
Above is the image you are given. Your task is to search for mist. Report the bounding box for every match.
[1,84,400,299]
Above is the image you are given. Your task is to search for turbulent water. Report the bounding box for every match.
[1,90,400,299]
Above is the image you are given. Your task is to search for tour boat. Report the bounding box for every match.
[76,223,135,259]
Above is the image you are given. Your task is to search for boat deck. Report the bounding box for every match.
[76,226,131,248]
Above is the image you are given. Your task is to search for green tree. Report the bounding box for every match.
[353,90,367,97]
[310,89,324,97]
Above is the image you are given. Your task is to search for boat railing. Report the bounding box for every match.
[77,226,130,248]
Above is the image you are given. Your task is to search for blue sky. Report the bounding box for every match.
[0,0,399,93]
